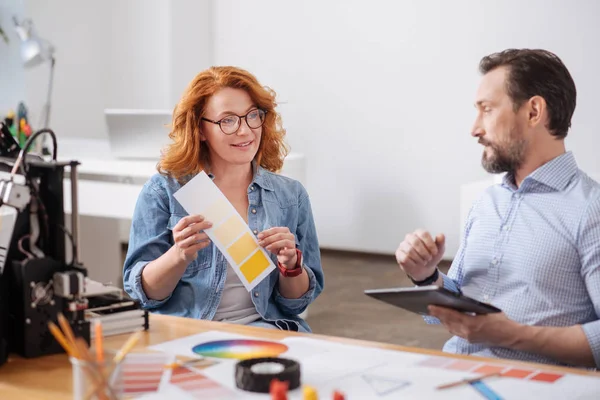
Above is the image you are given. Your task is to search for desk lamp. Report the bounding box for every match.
[13,16,55,153]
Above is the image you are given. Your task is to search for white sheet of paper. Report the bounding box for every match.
[148,333,600,399]
[0,205,18,275]
[173,171,276,291]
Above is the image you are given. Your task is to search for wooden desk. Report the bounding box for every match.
[0,314,597,399]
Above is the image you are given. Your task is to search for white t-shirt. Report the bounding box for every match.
[213,263,261,325]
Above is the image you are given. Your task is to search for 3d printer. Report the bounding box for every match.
[0,123,147,367]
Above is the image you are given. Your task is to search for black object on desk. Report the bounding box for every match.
[0,121,20,158]
[0,151,90,359]
[0,129,147,366]
[365,285,502,316]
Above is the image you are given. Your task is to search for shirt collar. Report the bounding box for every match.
[206,160,274,191]
[502,151,578,192]
[251,162,274,191]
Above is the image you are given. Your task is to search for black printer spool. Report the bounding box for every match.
[235,357,301,393]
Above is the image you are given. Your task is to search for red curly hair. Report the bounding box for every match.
[158,66,289,182]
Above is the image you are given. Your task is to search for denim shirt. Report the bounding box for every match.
[123,166,324,332]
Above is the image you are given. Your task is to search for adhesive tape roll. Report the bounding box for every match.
[235,357,301,393]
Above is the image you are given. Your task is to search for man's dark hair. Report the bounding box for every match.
[479,49,576,139]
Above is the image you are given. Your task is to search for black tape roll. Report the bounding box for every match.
[235,357,301,393]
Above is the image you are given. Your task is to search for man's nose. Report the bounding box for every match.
[471,116,484,138]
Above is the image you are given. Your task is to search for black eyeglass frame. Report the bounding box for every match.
[201,108,267,135]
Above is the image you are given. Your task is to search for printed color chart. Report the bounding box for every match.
[174,171,276,290]
[416,356,565,384]
[121,353,171,397]
[169,365,236,399]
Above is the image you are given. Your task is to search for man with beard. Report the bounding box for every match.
[395,49,600,369]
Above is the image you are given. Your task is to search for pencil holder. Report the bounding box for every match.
[70,350,124,400]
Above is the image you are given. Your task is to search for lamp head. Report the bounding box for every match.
[13,16,54,68]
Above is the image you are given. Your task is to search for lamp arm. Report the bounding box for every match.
[38,56,55,129]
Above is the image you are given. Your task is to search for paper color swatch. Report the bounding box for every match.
[416,356,565,384]
[173,171,276,290]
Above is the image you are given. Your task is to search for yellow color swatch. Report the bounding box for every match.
[227,232,258,264]
[202,199,231,225]
[214,215,246,247]
[240,250,271,283]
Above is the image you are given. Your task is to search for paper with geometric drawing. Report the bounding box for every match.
[173,171,275,291]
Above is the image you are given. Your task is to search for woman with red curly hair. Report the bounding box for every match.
[123,67,324,332]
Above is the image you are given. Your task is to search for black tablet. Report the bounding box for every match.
[364,285,502,316]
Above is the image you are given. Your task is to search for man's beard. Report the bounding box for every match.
[480,128,527,174]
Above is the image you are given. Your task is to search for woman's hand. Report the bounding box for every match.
[258,227,298,268]
[172,215,212,263]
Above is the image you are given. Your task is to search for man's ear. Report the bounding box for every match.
[527,95,547,128]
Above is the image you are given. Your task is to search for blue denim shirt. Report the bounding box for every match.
[123,166,324,332]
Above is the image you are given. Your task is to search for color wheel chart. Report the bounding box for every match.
[174,171,276,291]
[416,356,565,383]
[192,339,289,360]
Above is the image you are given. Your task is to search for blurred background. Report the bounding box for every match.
[1,0,599,349]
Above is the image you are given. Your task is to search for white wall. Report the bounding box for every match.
[0,0,25,113]
[213,0,600,257]
[5,0,600,259]
[169,0,213,105]
[20,0,212,138]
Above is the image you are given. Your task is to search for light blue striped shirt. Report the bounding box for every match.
[433,151,600,368]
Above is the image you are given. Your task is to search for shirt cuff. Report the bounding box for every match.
[582,320,600,368]
[422,272,459,324]
[440,272,460,293]
[274,263,316,316]
[126,260,172,309]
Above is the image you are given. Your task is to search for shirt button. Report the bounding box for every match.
[504,225,510,232]
[250,186,255,191]
[483,294,490,302]
[251,208,257,214]
[253,229,258,235]
[254,292,259,297]
[491,258,498,265]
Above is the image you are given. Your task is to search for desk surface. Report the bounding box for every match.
[0,314,597,400]
[56,137,306,180]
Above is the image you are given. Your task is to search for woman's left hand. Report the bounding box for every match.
[257,227,298,269]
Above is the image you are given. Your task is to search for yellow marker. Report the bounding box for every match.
[303,385,318,400]
[114,330,143,363]
[47,322,75,357]
[94,320,104,363]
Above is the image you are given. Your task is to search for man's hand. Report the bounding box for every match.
[428,305,522,347]
[395,229,445,281]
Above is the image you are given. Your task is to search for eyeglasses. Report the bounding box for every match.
[201,108,267,135]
